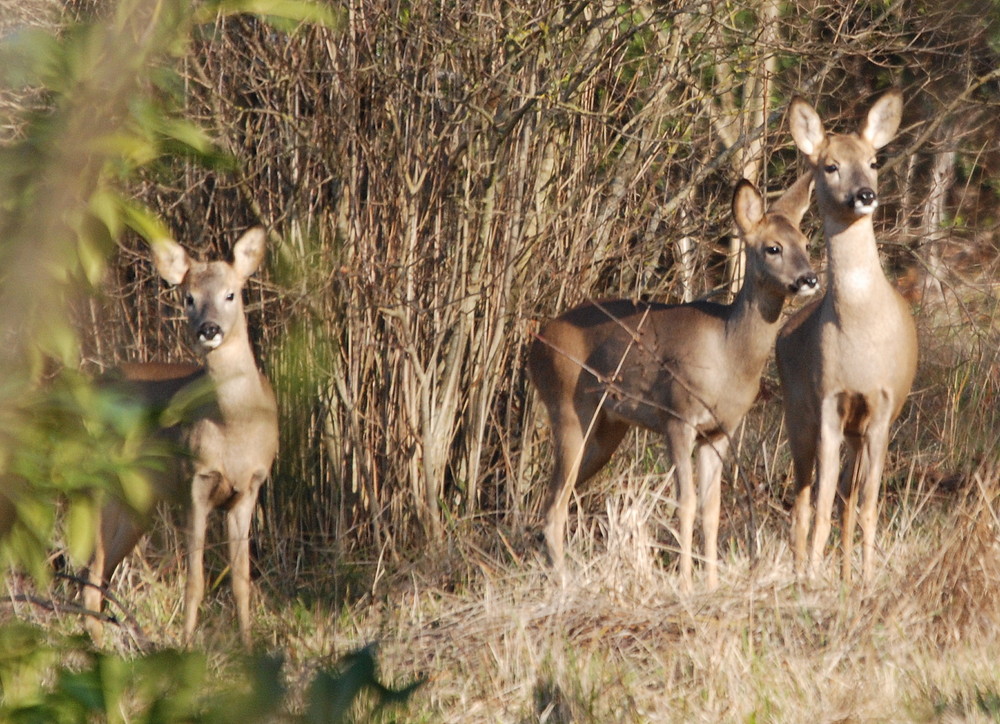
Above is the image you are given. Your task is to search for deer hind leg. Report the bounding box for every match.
[226,472,267,648]
[84,498,146,644]
[183,471,219,643]
[786,414,818,578]
[696,435,730,591]
[837,438,865,584]
[83,515,107,645]
[665,422,699,593]
[541,404,626,570]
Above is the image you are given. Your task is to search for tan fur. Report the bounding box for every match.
[528,178,818,591]
[777,90,918,583]
[84,228,278,647]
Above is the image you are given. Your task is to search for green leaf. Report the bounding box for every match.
[65,495,97,565]
[118,468,153,515]
[135,650,208,720]
[39,319,80,368]
[120,200,174,244]
[77,219,113,286]
[92,130,161,168]
[0,501,54,584]
[155,116,216,155]
[97,655,129,724]
[58,665,104,712]
[87,189,124,240]
[0,28,62,89]
[193,0,343,29]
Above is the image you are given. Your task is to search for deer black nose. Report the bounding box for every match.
[856,188,876,206]
[792,272,819,294]
[198,322,222,342]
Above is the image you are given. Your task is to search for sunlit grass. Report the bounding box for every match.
[11,454,992,722]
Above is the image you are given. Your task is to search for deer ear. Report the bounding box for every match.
[769,173,814,226]
[151,238,190,286]
[860,88,902,150]
[231,228,267,281]
[788,97,825,158]
[732,179,764,237]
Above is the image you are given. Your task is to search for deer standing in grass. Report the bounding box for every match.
[528,178,818,591]
[777,90,918,584]
[84,228,278,647]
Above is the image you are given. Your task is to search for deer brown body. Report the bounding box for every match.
[528,177,818,591]
[777,90,918,583]
[84,228,278,646]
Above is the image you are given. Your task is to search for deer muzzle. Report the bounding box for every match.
[791,272,820,296]
[852,188,878,214]
[197,322,223,349]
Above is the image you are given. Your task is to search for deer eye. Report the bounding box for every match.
[870,159,880,170]
[824,163,838,174]
[765,245,781,256]
[225,292,235,302]
[184,293,194,307]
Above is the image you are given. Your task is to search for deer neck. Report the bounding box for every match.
[822,214,891,304]
[726,273,785,367]
[202,319,263,400]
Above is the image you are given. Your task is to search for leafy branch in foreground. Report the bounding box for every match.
[0,624,420,723]
[0,0,334,579]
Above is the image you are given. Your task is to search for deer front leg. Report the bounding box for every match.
[838,441,864,584]
[227,473,266,648]
[183,472,216,642]
[791,483,812,578]
[666,423,698,593]
[809,399,846,578]
[859,415,892,584]
[696,435,729,591]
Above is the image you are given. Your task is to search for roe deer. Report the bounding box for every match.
[777,89,918,583]
[528,177,818,591]
[84,228,278,647]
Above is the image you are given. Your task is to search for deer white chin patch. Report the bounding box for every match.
[198,335,223,350]
[854,199,878,215]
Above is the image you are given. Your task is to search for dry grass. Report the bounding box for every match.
[22,459,995,722]
[350,466,1000,723]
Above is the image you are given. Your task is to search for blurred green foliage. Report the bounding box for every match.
[0,0,417,722]
[0,0,333,574]
[0,0,231,579]
[0,623,420,722]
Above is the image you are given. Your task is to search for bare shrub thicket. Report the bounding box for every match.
[79,1,1000,580]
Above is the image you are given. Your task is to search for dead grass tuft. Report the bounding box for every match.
[11,469,1000,722]
[888,465,1000,646]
